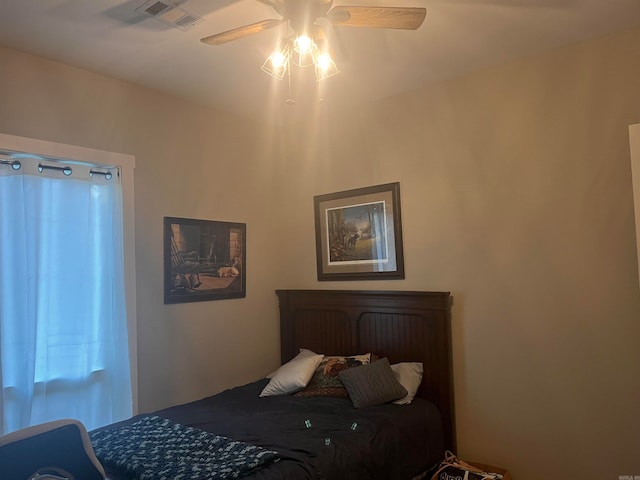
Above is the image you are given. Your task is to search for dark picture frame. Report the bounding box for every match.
[313,182,405,281]
[164,217,246,304]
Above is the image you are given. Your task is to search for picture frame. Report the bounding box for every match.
[164,217,246,304]
[313,182,405,281]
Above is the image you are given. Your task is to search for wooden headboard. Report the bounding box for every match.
[276,289,456,452]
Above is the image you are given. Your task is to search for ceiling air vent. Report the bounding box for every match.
[135,0,203,31]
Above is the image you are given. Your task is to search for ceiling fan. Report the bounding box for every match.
[200,0,427,46]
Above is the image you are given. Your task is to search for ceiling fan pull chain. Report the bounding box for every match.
[286,59,295,104]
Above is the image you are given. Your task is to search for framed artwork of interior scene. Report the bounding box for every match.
[313,182,405,281]
[164,216,246,304]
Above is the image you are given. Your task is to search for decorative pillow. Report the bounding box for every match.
[260,350,324,397]
[390,362,423,405]
[338,358,408,408]
[294,353,371,398]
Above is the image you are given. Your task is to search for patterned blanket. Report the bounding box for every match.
[90,415,280,480]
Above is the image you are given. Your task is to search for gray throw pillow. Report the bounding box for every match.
[338,358,408,408]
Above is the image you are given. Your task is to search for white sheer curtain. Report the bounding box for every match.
[0,157,132,434]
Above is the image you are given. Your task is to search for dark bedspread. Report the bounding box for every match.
[95,379,445,480]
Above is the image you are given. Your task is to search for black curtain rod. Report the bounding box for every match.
[0,159,21,170]
[90,169,115,180]
[38,163,115,180]
[38,163,72,176]
[2,159,116,180]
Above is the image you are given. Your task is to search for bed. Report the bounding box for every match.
[92,289,455,480]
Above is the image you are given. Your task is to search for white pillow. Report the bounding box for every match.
[260,350,324,397]
[265,348,319,379]
[391,362,423,405]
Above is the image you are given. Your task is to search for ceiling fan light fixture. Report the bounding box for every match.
[261,29,341,82]
[261,41,291,80]
[314,52,339,81]
[291,35,316,68]
[202,2,427,84]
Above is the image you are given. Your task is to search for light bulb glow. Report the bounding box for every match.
[294,35,313,54]
[316,53,332,71]
[270,51,286,68]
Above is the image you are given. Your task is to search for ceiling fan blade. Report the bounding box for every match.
[327,6,426,30]
[256,0,286,17]
[200,18,286,45]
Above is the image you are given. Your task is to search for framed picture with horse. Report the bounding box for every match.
[313,182,404,281]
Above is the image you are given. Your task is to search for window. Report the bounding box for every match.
[0,134,137,434]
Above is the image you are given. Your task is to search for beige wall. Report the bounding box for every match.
[2,24,640,480]
[279,26,640,479]
[0,45,287,411]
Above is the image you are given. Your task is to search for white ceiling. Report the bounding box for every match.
[1,0,639,121]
